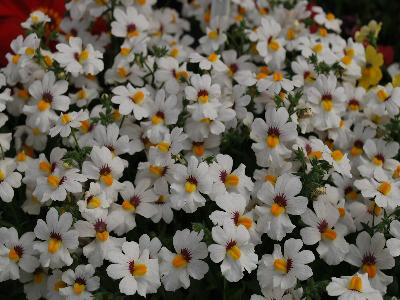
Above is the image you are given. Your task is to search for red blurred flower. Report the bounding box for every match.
[0,0,65,66]
[378,45,394,66]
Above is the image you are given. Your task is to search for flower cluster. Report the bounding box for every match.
[0,0,400,299]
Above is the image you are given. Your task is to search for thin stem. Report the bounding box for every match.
[71,130,80,149]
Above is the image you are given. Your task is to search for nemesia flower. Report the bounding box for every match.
[159,229,208,291]
[209,221,257,282]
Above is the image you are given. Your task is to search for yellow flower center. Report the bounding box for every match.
[120,47,131,57]
[47,175,61,188]
[338,207,346,218]
[341,55,352,65]
[87,196,101,209]
[319,27,328,37]
[348,275,363,292]
[172,254,188,268]
[96,231,109,241]
[61,114,72,125]
[48,238,62,253]
[208,53,218,62]
[185,181,197,193]
[54,281,67,291]
[237,216,253,229]
[37,99,51,111]
[157,142,170,153]
[227,245,241,260]
[268,39,280,51]
[31,15,40,23]
[377,181,391,196]
[175,70,189,81]
[39,161,52,173]
[271,203,285,217]
[77,89,87,100]
[266,134,280,148]
[376,89,389,102]
[264,174,277,185]
[131,91,145,104]
[16,151,27,162]
[117,67,128,78]
[225,174,239,187]
[44,55,53,67]
[331,150,344,161]
[273,258,288,273]
[149,165,164,177]
[79,50,89,63]
[34,272,43,284]
[362,263,377,278]
[308,151,322,160]
[132,263,147,276]
[321,98,333,112]
[372,155,384,166]
[73,283,85,295]
[8,248,21,262]
[122,199,136,212]
[312,43,323,54]
[25,47,35,56]
[326,12,335,21]
[287,28,296,40]
[100,174,113,186]
[208,30,219,40]
[192,144,205,157]
[322,228,337,240]
[12,54,20,64]
[169,47,179,58]
[350,146,363,156]
[198,94,209,104]
[272,71,283,82]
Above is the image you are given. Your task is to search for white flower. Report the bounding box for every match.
[209,154,253,199]
[59,264,100,300]
[326,272,382,300]
[189,52,228,72]
[322,146,352,177]
[50,110,89,138]
[313,7,342,32]
[300,201,349,265]
[54,37,104,77]
[74,213,125,267]
[107,179,158,235]
[107,241,160,296]
[21,11,51,29]
[111,7,149,40]
[111,84,152,119]
[257,238,314,290]
[159,229,209,291]
[0,158,22,202]
[256,173,308,241]
[33,208,79,268]
[354,169,400,209]
[23,71,70,132]
[208,221,257,282]
[345,231,394,293]
[170,156,212,213]
[250,107,297,167]
[46,269,66,300]
[0,227,39,282]
[154,57,190,94]
[210,193,259,244]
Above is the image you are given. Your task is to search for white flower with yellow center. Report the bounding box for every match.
[20,268,48,300]
[300,201,349,265]
[77,182,111,220]
[209,154,254,199]
[357,139,399,178]
[50,110,89,138]
[326,272,383,300]
[54,37,104,77]
[354,168,400,209]
[349,199,384,231]
[159,229,208,291]
[82,146,125,198]
[141,89,180,143]
[107,179,158,236]
[33,208,79,268]
[256,173,308,241]
[257,238,314,290]
[0,158,22,203]
[21,11,51,29]
[170,156,212,213]
[33,166,87,203]
[46,269,66,300]
[17,33,40,67]
[111,7,149,40]
[291,56,317,87]
[59,264,100,300]
[199,24,227,53]
[313,7,342,32]
[74,213,125,268]
[322,146,352,178]
[189,52,228,72]
[154,57,190,94]
[107,241,160,296]
[70,86,98,108]
[306,73,346,130]
[150,179,174,224]
[368,83,400,117]
[111,84,152,119]
[345,231,394,294]
[257,70,298,94]
[250,107,297,167]
[0,227,39,282]
[23,71,70,132]
[210,193,259,244]
[185,74,221,121]
[208,221,257,282]
[255,17,286,69]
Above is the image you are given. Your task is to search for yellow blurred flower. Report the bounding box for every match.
[355,20,382,44]
[358,45,383,89]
